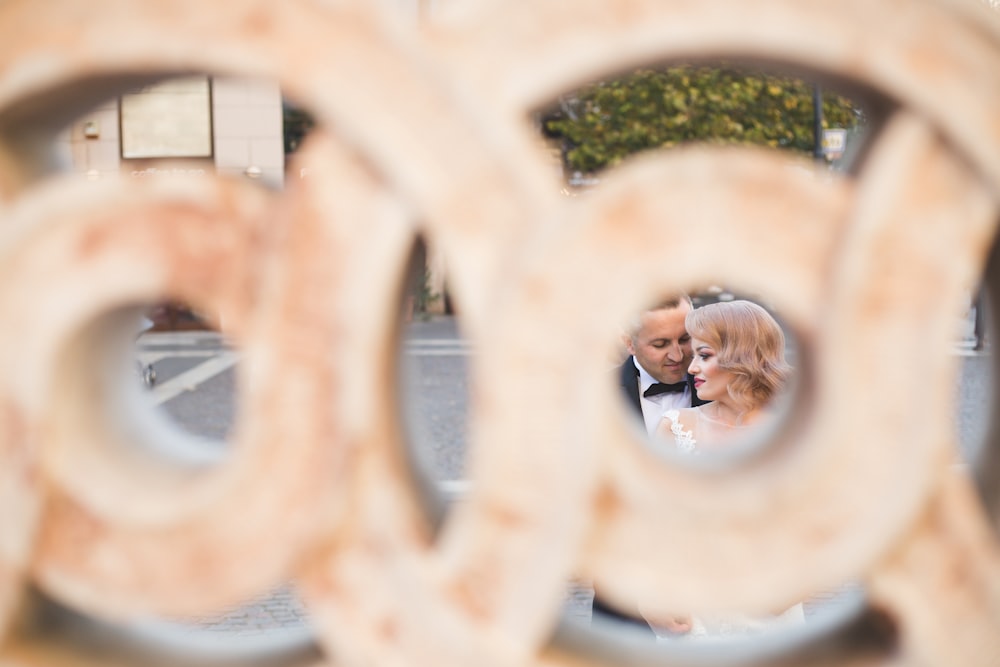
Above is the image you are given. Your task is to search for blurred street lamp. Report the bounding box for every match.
[813,84,824,161]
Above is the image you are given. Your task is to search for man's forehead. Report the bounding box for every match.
[645,299,690,319]
[638,304,689,336]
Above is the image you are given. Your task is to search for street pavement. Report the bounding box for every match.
[129,311,992,649]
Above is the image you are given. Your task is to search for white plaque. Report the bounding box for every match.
[821,128,847,157]
[121,77,212,159]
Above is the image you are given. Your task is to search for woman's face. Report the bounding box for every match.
[687,337,735,403]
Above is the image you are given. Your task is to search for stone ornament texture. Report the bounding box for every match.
[0,0,998,666]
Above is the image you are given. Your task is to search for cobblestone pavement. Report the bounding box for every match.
[132,313,990,647]
[179,585,309,636]
[155,582,592,639]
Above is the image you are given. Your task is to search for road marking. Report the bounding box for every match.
[405,339,471,346]
[138,350,220,364]
[404,339,472,356]
[438,479,471,498]
[139,331,227,346]
[151,351,240,405]
[405,349,472,356]
[952,344,990,357]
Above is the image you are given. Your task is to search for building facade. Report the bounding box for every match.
[59,76,285,189]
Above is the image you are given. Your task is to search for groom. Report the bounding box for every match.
[593,295,709,634]
[620,294,709,433]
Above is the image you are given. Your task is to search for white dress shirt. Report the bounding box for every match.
[634,357,691,436]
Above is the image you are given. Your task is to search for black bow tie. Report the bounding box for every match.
[643,381,687,398]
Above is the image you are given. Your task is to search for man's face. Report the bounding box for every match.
[626,301,693,384]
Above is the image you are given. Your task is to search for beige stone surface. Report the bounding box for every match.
[0,0,1000,666]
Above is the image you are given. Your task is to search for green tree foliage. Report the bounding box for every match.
[543,65,862,174]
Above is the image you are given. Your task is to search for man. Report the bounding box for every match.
[593,295,709,635]
[620,295,709,435]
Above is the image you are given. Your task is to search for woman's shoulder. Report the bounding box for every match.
[665,407,700,428]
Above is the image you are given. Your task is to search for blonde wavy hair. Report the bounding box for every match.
[685,300,791,410]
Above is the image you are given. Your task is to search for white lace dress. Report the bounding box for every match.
[653,408,806,641]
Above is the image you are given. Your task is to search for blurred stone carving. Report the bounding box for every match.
[1,1,1000,666]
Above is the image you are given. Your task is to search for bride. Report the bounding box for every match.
[649,299,803,639]
[658,299,790,453]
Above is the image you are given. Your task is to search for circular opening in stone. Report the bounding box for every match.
[41,300,241,523]
[397,235,468,526]
[616,288,800,470]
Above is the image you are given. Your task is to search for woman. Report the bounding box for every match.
[657,299,790,454]
[650,299,802,640]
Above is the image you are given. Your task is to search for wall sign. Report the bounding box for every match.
[120,76,212,159]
